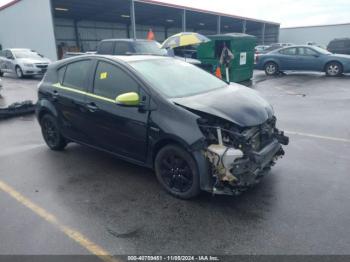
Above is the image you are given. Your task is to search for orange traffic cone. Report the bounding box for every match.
[147,28,155,40]
[215,66,222,79]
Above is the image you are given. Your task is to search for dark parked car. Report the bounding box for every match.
[97,39,201,65]
[97,39,168,56]
[36,55,288,199]
[327,38,350,55]
[255,45,350,76]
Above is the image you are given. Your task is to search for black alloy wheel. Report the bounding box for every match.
[40,114,67,150]
[155,145,200,199]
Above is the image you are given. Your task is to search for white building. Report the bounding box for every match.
[0,0,280,61]
[280,23,350,47]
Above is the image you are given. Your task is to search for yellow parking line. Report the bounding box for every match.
[0,180,120,262]
[285,131,350,143]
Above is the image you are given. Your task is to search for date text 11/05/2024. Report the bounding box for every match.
[127,255,220,261]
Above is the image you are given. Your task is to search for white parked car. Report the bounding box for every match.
[0,49,51,78]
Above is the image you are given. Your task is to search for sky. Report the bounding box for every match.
[0,0,349,27]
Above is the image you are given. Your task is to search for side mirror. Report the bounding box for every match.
[115,92,140,107]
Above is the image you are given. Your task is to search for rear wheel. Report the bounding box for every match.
[155,144,200,199]
[15,66,23,78]
[40,114,67,151]
[264,62,279,76]
[325,62,343,76]
[0,70,3,77]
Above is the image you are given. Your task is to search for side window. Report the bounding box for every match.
[5,50,14,59]
[98,41,115,55]
[57,66,66,84]
[114,42,131,55]
[93,61,139,99]
[330,41,344,48]
[279,47,297,55]
[299,47,317,56]
[63,60,91,91]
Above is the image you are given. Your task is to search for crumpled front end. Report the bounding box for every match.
[198,115,289,195]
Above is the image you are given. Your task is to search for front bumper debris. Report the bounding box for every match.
[203,119,289,196]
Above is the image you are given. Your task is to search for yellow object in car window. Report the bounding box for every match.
[100,72,108,79]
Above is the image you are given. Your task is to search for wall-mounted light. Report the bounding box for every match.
[55,7,69,12]
[224,25,229,28]
[199,22,205,26]
[121,14,130,18]
[166,19,174,23]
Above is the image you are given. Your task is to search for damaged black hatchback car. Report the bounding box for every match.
[37,55,288,199]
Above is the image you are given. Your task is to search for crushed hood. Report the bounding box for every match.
[171,84,274,127]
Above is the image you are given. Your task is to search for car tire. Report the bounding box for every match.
[15,66,24,79]
[325,62,343,77]
[40,114,67,151]
[264,62,279,76]
[155,144,200,199]
[0,70,3,77]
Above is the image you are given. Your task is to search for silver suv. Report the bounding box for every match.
[0,49,51,78]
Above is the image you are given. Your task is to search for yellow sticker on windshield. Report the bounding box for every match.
[100,72,108,79]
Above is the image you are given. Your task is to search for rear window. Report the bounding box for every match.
[98,41,115,55]
[63,60,91,91]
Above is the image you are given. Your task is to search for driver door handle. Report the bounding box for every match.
[86,102,99,113]
[52,90,59,101]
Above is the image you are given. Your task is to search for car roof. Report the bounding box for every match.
[60,54,170,64]
[276,45,320,49]
[105,55,169,62]
[8,48,32,51]
[330,38,350,41]
[100,39,157,43]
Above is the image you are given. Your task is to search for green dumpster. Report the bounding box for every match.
[197,33,256,83]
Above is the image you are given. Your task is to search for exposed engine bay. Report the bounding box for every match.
[198,114,289,195]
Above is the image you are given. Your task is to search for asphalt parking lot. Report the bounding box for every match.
[0,72,350,258]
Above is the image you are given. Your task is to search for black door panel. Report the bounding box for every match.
[85,60,149,162]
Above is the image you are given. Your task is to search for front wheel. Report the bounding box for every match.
[40,114,67,151]
[15,66,24,78]
[155,144,200,199]
[264,62,279,76]
[325,62,343,76]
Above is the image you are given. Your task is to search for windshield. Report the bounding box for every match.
[130,58,227,98]
[134,41,168,56]
[312,46,331,55]
[12,50,44,59]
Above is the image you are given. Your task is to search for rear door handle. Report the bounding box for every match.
[52,90,59,101]
[86,102,99,112]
